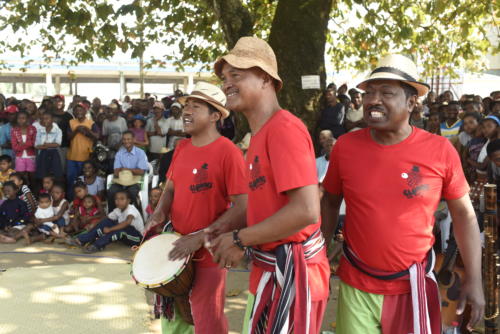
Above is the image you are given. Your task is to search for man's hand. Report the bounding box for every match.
[210,232,245,269]
[457,279,485,331]
[169,233,203,261]
[103,227,111,234]
[204,221,230,246]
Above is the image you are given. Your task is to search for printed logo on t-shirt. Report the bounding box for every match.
[189,163,213,193]
[249,155,266,191]
[403,166,429,199]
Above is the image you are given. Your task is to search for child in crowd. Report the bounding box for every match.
[487,139,500,195]
[32,193,67,243]
[129,115,149,151]
[0,154,15,199]
[425,112,441,135]
[76,195,104,232]
[51,183,70,227]
[9,172,36,215]
[65,181,104,234]
[146,187,162,218]
[40,175,56,195]
[66,190,144,253]
[11,111,37,187]
[0,181,30,244]
[469,115,500,209]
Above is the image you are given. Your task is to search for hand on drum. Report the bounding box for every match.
[209,232,244,269]
[204,221,229,243]
[169,233,204,261]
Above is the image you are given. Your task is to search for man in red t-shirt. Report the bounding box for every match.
[146,81,248,334]
[208,37,330,334]
[322,54,484,333]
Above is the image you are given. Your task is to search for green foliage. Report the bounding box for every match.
[0,0,497,78]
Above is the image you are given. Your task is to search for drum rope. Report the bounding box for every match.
[0,250,130,262]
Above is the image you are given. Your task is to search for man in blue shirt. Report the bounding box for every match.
[107,131,149,211]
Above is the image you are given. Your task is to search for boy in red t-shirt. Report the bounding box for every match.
[208,37,330,334]
[322,54,484,333]
[146,82,247,334]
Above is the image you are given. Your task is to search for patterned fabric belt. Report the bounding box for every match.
[343,242,440,334]
[248,229,325,334]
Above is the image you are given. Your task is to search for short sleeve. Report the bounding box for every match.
[120,118,128,132]
[442,140,470,200]
[323,141,342,195]
[137,149,149,171]
[223,144,248,196]
[113,150,122,169]
[160,119,170,135]
[96,177,105,192]
[268,122,317,193]
[102,121,108,136]
[145,119,153,132]
[108,208,120,221]
[55,127,62,145]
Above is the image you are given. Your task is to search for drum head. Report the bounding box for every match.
[132,233,189,287]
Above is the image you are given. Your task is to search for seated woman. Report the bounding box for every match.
[78,161,106,200]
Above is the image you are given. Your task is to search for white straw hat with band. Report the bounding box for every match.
[357,54,430,97]
[178,81,230,119]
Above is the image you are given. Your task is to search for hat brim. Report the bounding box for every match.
[113,177,141,187]
[357,72,430,97]
[214,55,283,91]
[178,95,230,120]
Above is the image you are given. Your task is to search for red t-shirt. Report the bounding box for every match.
[246,109,330,301]
[323,127,469,295]
[168,136,247,267]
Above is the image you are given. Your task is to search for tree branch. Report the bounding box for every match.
[204,0,254,48]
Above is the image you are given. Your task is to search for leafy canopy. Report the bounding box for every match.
[0,0,497,76]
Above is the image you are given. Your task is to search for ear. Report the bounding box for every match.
[210,110,222,123]
[261,72,274,89]
[407,95,417,113]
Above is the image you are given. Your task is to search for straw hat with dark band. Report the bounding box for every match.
[178,81,230,119]
[357,54,430,97]
[214,37,283,91]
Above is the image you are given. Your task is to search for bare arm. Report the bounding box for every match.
[106,215,133,233]
[238,184,319,246]
[204,194,247,239]
[144,180,174,231]
[447,194,485,329]
[320,190,343,247]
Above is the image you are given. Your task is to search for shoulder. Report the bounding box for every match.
[269,110,310,138]
[126,204,141,216]
[335,127,369,148]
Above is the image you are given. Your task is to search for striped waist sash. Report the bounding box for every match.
[248,229,325,334]
[343,243,441,334]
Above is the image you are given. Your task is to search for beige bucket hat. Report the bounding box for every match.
[357,54,430,97]
[178,81,230,119]
[113,170,141,187]
[214,36,283,91]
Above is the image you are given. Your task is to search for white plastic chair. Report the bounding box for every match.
[106,172,149,217]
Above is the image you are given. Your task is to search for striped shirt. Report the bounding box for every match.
[440,120,462,139]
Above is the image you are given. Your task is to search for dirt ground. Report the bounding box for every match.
[0,242,338,334]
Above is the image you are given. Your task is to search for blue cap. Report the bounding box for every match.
[485,115,500,126]
[133,114,146,121]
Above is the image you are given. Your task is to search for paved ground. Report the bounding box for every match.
[0,241,339,334]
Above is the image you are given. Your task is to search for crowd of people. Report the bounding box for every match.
[0,90,239,250]
[0,35,495,334]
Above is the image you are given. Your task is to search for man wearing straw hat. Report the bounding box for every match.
[321,54,484,333]
[146,81,248,334]
[208,37,330,334]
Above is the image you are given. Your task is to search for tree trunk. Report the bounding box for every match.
[268,0,332,132]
